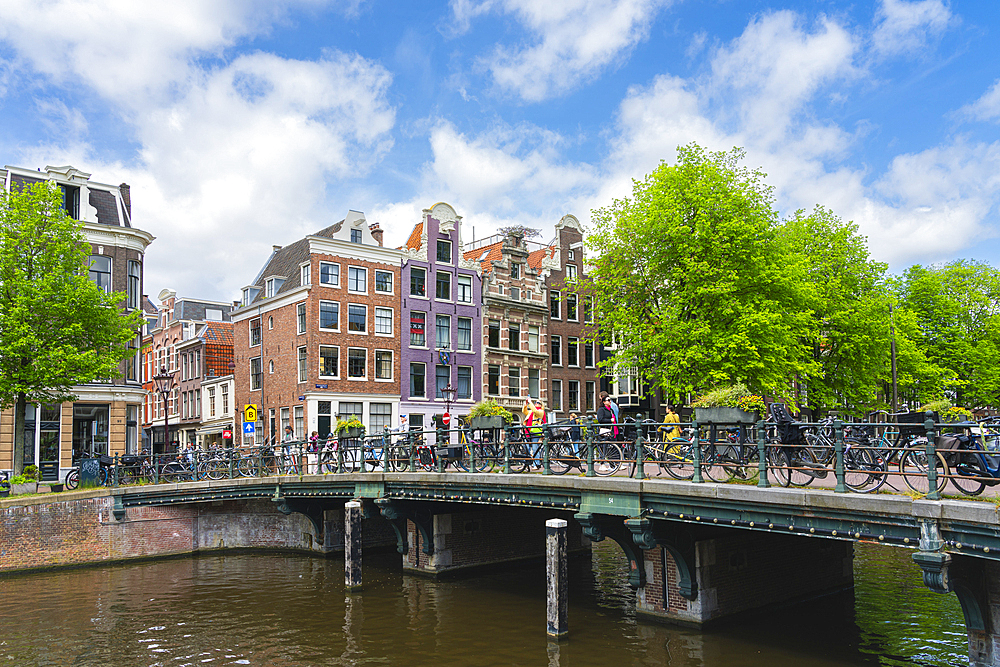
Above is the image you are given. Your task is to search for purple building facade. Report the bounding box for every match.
[400,203,483,430]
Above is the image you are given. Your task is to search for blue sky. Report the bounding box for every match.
[1,0,998,301]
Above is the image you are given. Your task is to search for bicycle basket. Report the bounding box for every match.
[897,411,937,437]
[98,454,114,466]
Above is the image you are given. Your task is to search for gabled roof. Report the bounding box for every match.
[405,222,423,251]
[202,321,234,345]
[463,240,503,273]
[527,246,555,270]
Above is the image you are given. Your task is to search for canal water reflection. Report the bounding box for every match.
[0,543,968,666]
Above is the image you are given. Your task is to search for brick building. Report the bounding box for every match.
[200,373,235,449]
[400,203,482,430]
[465,229,550,421]
[529,215,599,418]
[0,165,153,481]
[232,211,401,443]
[141,290,234,454]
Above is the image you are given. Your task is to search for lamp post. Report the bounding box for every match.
[153,366,176,455]
[442,383,457,424]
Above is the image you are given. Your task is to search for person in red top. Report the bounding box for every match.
[597,396,618,439]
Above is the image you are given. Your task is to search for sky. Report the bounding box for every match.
[1,0,998,303]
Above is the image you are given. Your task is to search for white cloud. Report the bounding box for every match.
[872,0,952,57]
[456,0,671,102]
[960,79,1000,123]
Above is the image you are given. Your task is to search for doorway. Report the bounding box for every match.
[72,404,109,462]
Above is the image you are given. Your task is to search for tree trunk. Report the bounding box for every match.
[12,392,26,476]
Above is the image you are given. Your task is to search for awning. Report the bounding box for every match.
[196,424,232,435]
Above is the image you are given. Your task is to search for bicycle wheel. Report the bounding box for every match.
[789,446,820,487]
[508,442,532,473]
[898,447,950,495]
[843,447,885,493]
[767,447,791,487]
[160,462,189,483]
[804,431,833,467]
[237,455,257,477]
[341,445,362,473]
[205,458,228,480]
[594,442,623,476]
[548,442,573,475]
[701,444,730,483]
[950,451,987,496]
[660,440,695,480]
[65,469,79,490]
[389,445,412,472]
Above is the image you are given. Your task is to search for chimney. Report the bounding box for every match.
[272,245,282,253]
[369,223,383,247]
[119,183,132,220]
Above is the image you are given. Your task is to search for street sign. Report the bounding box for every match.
[244,404,258,423]
[442,412,451,426]
[243,422,256,435]
[222,429,232,439]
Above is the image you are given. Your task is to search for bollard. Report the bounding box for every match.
[345,500,363,592]
[756,419,770,488]
[408,429,416,472]
[383,428,390,472]
[833,420,847,493]
[437,426,445,473]
[692,419,703,483]
[543,424,551,475]
[545,518,568,638]
[585,418,595,477]
[924,410,940,500]
[634,421,646,480]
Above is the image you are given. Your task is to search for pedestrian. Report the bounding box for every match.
[307,431,320,473]
[523,397,545,443]
[659,406,681,441]
[599,391,620,421]
[597,395,619,440]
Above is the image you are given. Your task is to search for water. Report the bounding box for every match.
[0,543,969,666]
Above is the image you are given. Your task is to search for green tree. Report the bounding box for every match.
[778,207,892,415]
[897,260,1000,409]
[0,182,142,475]
[586,143,816,402]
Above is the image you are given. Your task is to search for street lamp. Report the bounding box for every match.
[442,383,457,424]
[153,366,176,455]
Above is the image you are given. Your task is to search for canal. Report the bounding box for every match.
[0,543,969,666]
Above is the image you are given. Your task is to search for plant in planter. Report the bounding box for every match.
[22,465,39,481]
[942,406,975,423]
[691,383,765,424]
[335,416,366,438]
[466,399,515,430]
[8,473,38,495]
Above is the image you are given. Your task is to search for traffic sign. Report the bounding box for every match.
[243,422,256,435]
[442,412,451,426]
[244,404,258,423]
[222,429,232,439]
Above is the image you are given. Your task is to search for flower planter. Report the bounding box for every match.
[694,407,758,424]
[10,482,38,495]
[0,485,9,497]
[469,415,506,430]
[338,427,365,439]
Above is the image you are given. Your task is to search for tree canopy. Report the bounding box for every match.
[0,181,142,474]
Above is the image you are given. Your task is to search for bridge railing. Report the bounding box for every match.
[96,412,997,500]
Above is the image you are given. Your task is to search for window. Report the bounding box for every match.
[551,336,561,365]
[265,277,284,297]
[586,381,595,411]
[528,368,539,398]
[243,287,258,306]
[319,301,339,330]
[375,307,393,335]
[250,318,261,346]
[127,260,141,309]
[297,303,306,334]
[568,337,579,366]
[550,291,561,319]
[457,366,472,399]
[436,314,450,349]
[298,346,307,382]
[568,249,575,261]
[528,326,539,353]
[567,264,577,280]
[250,357,262,390]
[348,266,367,293]
[351,228,362,243]
[508,323,520,351]
[510,287,519,301]
[435,365,450,398]
[280,407,290,435]
[269,360,274,374]
[375,270,393,293]
[437,239,452,263]
[410,267,426,296]
[567,293,578,321]
[268,316,273,329]
[488,320,500,348]
[194,351,201,378]
[488,365,500,395]
[410,363,426,397]
[182,353,189,381]
[436,272,450,300]
[585,341,595,368]
[61,184,80,219]
[301,264,310,286]
[410,311,426,346]
[348,304,367,332]
[339,402,363,419]
[294,406,304,438]
[221,384,229,415]
[552,380,562,411]
[375,350,393,380]
[508,368,521,397]
[89,256,111,292]
[320,262,340,286]
[320,346,339,377]
[457,274,472,302]
[510,263,520,279]
[208,387,216,417]
[457,318,472,350]
[371,403,392,431]
[584,296,594,324]
[348,348,366,378]
[568,380,579,411]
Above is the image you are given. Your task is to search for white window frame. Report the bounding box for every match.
[375,306,393,336]
[348,303,368,334]
[410,311,427,348]
[410,266,428,298]
[319,300,340,331]
[319,345,340,379]
[550,290,561,319]
[375,349,393,381]
[374,270,394,294]
[250,357,262,390]
[457,317,472,351]
[300,263,311,286]
[348,266,368,294]
[347,347,368,380]
[457,274,473,303]
[436,314,451,350]
[297,345,307,383]
[297,302,307,334]
[436,239,453,263]
[528,325,539,354]
[249,318,262,347]
[566,264,577,280]
[319,262,340,287]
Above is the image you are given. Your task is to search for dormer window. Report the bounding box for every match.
[300,264,310,286]
[351,229,362,244]
[436,240,452,263]
[242,286,261,306]
[265,277,285,298]
[60,185,80,219]
[510,263,520,279]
